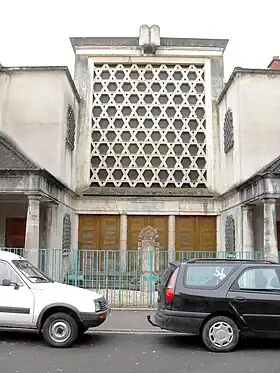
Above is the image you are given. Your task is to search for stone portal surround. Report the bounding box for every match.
[242,199,278,261]
[23,193,279,264]
[24,195,73,268]
[23,199,279,268]
[23,194,218,267]
[119,213,177,253]
[119,213,185,267]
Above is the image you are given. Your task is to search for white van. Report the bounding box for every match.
[0,250,110,348]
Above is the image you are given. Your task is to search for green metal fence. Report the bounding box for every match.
[0,248,273,308]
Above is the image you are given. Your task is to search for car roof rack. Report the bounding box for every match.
[185,258,276,264]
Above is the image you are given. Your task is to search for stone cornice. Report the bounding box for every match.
[1,66,80,103]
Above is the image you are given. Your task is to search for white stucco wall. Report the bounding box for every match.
[239,73,280,182]
[0,69,79,191]
[217,77,241,194]
[218,72,280,194]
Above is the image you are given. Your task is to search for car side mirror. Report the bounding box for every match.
[2,278,11,286]
[2,278,19,290]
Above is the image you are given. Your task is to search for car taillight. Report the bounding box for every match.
[165,287,175,303]
[165,267,179,303]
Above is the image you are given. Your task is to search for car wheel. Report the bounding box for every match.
[42,312,79,348]
[202,316,239,352]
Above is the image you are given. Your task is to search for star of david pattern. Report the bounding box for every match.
[90,63,207,188]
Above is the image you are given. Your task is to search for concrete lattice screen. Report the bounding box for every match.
[90,63,207,188]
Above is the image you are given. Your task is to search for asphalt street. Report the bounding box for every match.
[1,330,280,373]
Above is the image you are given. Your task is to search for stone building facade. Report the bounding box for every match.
[72,25,226,265]
[0,25,280,273]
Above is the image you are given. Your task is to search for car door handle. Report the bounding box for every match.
[235,297,246,302]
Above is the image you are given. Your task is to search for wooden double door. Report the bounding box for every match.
[78,215,169,251]
[176,216,216,252]
[78,215,120,271]
[78,215,216,252]
[78,215,120,251]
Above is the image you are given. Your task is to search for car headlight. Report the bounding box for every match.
[95,300,100,312]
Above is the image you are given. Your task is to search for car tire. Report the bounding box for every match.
[42,312,79,348]
[202,316,239,352]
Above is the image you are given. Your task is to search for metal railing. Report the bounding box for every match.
[0,248,273,308]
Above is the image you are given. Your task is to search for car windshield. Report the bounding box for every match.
[185,264,234,288]
[12,260,53,283]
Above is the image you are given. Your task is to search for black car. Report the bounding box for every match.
[147,258,280,352]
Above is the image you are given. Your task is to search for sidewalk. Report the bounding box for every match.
[93,309,169,333]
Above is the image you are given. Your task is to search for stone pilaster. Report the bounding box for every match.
[25,195,40,266]
[45,204,58,278]
[119,214,127,271]
[74,55,94,194]
[45,204,58,249]
[209,57,225,192]
[242,205,254,257]
[263,198,278,261]
[168,215,176,262]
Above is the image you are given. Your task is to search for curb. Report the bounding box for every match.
[110,308,155,311]
[89,329,185,335]
[92,329,167,333]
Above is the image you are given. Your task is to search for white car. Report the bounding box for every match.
[0,250,110,348]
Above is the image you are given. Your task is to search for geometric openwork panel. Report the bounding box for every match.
[225,215,235,252]
[62,213,71,254]
[223,108,234,154]
[66,105,76,151]
[91,63,207,188]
